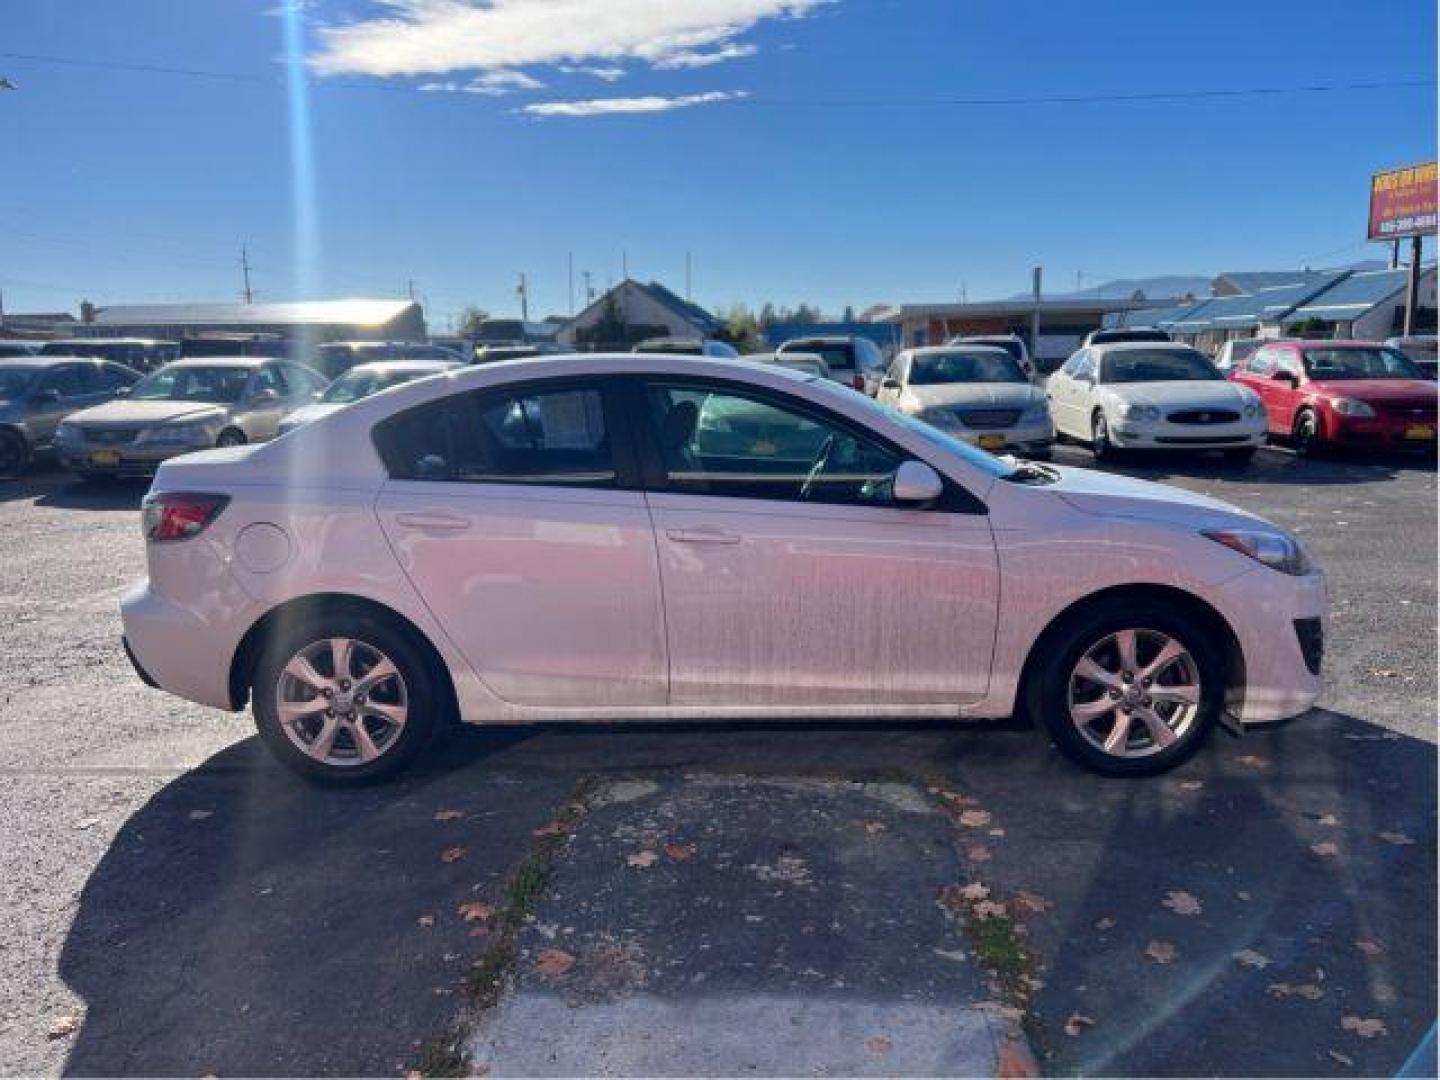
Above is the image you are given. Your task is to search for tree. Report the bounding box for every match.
[455,305,490,337]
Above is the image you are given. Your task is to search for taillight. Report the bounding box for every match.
[142,492,229,543]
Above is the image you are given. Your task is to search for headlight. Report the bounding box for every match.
[918,408,963,430]
[1203,527,1312,576]
[135,422,214,446]
[1332,397,1375,418]
[1242,398,1264,419]
[1117,402,1161,423]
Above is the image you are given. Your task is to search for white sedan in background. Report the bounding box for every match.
[877,345,1053,458]
[1048,342,1267,463]
[277,359,460,435]
[122,354,1323,784]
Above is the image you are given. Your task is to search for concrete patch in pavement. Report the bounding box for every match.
[470,775,1032,1076]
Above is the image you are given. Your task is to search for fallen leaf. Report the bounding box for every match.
[440,846,466,864]
[973,1001,1025,1021]
[865,1036,892,1055]
[1370,668,1400,679]
[433,810,463,822]
[1094,915,1117,931]
[1064,1013,1095,1037]
[626,849,658,869]
[1013,890,1052,915]
[664,843,694,861]
[1144,939,1177,964]
[1233,948,1271,969]
[958,809,992,828]
[534,949,576,977]
[987,827,1006,838]
[959,882,991,902]
[1268,982,1324,1000]
[1178,779,1204,791]
[1317,813,1340,827]
[1236,754,1268,768]
[74,817,100,831]
[1378,831,1415,846]
[532,820,566,837]
[932,947,967,963]
[1311,841,1340,857]
[1162,890,1203,916]
[973,900,1008,920]
[964,844,992,862]
[188,809,213,821]
[1327,1050,1355,1067]
[863,821,886,836]
[47,1015,79,1040]
[1355,940,1384,957]
[1340,1014,1388,1039]
[416,914,435,928]
[457,901,494,923]
[1235,890,1252,902]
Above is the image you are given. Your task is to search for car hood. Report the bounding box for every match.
[278,401,342,429]
[65,400,229,426]
[1043,463,1263,529]
[1099,381,1254,410]
[905,383,1042,410]
[1308,378,1438,406]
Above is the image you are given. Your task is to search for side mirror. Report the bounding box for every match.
[114,386,131,397]
[892,460,943,506]
[1272,370,1298,386]
[251,388,280,405]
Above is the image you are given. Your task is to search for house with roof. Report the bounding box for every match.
[556,280,721,351]
[73,298,426,344]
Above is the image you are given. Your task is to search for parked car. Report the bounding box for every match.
[947,334,1038,379]
[122,354,1323,783]
[474,344,553,364]
[0,340,41,358]
[633,337,740,359]
[277,359,460,435]
[313,341,465,379]
[56,357,328,479]
[876,346,1053,458]
[1214,337,1267,374]
[745,351,833,380]
[1048,343,1267,463]
[180,333,287,359]
[1082,327,1173,348]
[0,357,142,479]
[39,337,179,374]
[1229,340,1437,455]
[775,335,888,394]
[1384,335,1438,379]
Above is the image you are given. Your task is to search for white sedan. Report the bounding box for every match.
[121,354,1324,783]
[877,345,1053,458]
[1047,342,1267,463]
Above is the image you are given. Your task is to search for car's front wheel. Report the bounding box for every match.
[251,611,442,783]
[1027,601,1225,776]
[1091,411,1120,462]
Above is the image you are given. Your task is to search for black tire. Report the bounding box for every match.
[0,429,30,481]
[216,428,247,448]
[251,609,443,784]
[1091,411,1121,463]
[1291,409,1323,457]
[1221,447,1256,466]
[1024,599,1226,777]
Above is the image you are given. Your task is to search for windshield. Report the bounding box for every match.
[909,350,1025,385]
[130,365,251,403]
[1100,348,1221,383]
[791,343,856,371]
[1302,347,1423,381]
[0,368,38,400]
[965,339,1023,364]
[322,367,438,403]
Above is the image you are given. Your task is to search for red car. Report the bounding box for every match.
[1229,339,1437,454]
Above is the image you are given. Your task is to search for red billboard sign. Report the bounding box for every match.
[1368,161,1437,241]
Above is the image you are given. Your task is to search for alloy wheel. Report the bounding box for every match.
[1067,628,1201,759]
[1292,411,1319,456]
[275,637,409,767]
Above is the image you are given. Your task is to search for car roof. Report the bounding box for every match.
[959,334,1021,342]
[0,355,117,368]
[905,344,1012,357]
[344,359,461,374]
[1267,339,1387,348]
[45,337,174,345]
[782,336,853,345]
[1089,341,1202,355]
[160,356,272,368]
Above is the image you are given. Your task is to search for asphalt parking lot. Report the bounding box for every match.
[0,441,1434,1077]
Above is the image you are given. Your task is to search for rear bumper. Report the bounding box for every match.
[121,576,255,711]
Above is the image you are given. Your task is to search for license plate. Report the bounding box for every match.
[977,434,1006,451]
[89,449,121,466]
[1404,424,1434,440]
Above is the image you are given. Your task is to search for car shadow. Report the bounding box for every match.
[1,466,149,510]
[1055,442,1435,486]
[57,713,1435,1077]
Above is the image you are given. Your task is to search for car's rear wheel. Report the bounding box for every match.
[252,611,440,784]
[0,430,29,480]
[1027,601,1225,776]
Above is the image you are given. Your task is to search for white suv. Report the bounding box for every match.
[122,355,1324,783]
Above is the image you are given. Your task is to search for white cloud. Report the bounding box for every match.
[654,42,758,69]
[419,69,545,95]
[309,0,823,78]
[560,64,629,83]
[522,90,747,118]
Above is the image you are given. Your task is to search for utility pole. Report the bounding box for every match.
[622,250,629,280]
[517,272,530,321]
[685,250,692,301]
[1390,240,1401,270]
[582,270,594,304]
[240,246,254,304]
[406,278,417,301]
[1030,266,1043,360]
[1403,235,1423,336]
[568,252,575,316]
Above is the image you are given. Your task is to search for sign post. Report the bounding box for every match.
[1368,162,1437,337]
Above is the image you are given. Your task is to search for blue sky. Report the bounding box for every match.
[2,0,1435,331]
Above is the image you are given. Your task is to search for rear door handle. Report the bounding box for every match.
[395,511,469,531]
[665,526,741,545]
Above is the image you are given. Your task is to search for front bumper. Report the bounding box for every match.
[1328,414,1437,449]
[61,440,210,476]
[1111,418,1266,451]
[940,419,1054,453]
[1212,566,1327,724]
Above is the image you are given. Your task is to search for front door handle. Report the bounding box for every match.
[395,511,469,531]
[665,526,741,545]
